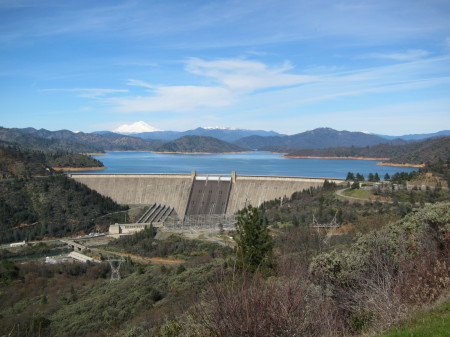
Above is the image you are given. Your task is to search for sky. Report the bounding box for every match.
[1,0,450,135]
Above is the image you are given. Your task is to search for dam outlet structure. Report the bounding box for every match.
[69,171,344,229]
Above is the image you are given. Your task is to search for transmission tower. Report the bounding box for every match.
[310,211,340,228]
[310,211,341,245]
[107,257,122,282]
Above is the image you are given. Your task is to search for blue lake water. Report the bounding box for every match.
[78,152,417,179]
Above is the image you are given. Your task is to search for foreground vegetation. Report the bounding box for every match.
[378,299,450,337]
[105,226,232,260]
[1,197,448,337]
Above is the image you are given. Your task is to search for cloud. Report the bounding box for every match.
[108,58,317,113]
[109,86,235,113]
[361,49,430,61]
[444,37,450,50]
[49,54,450,120]
[186,58,316,92]
[42,88,128,98]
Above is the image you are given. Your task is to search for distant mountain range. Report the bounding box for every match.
[96,126,283,143]
[233,128,403,150]
[285,136,450,165]
[0,127,163,153]
[105,123,450,145]
[2,125,450,156]
[374,130,450,141]
[107,121,450,143]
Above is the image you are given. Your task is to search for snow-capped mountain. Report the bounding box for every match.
[113,121,161,134]
[203,126,237,130]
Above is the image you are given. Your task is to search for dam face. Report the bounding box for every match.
[69,172,343,218]
[185,176,232,216]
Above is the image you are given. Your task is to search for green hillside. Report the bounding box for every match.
[0,127,100,153]
[286,136,450,164]
[155,135,247,153]
[234,127,392,149]
[0,145,127,243]
[0,126,164,152]
[47,153,103,168]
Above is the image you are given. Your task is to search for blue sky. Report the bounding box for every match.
[1,0,449,135]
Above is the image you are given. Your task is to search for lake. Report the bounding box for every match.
[78,152,417,179]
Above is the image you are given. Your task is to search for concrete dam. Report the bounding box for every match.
[69,172,343,219]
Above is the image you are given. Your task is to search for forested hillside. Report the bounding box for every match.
[286,136,450,164]
[234,127,394,150]
[47,153,103,168]
[154,135,247,153]
[0,145,127,243]
[0,127,100,153]
[0,143,52,179]
[1,126,163,152]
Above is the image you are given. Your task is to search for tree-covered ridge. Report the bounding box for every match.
[0,127,100,153]
[47,153,103,168]
[234,127,393,150]
[154,135,247,153]
[0,175,128,243]
[0,126,164,152]
[0,142,103,176]
[0,145,126,243]
[0,143,53,179]
[286,136,450,165]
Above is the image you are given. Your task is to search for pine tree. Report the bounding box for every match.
[235,205,273,274]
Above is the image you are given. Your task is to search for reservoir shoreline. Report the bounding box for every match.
[283,155,422,168]
[53,166,106,172]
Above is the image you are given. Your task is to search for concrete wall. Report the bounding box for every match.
[226,175,343,214]
[70,173,344,217]
[69,174,194,217]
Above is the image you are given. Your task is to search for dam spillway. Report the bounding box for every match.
[69,172,344,219]
[185,175,232,216]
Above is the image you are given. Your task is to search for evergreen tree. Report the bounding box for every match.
[346,172,355,180]
[356,173,365,181]
[384,173,391,180]
[374,173,380,182]
[235,205,273,274]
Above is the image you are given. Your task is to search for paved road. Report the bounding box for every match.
[91,248,185,265]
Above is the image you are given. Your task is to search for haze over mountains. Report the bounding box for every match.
[1,124,449,157]
[104,121,283,142]
[107,121,450,144]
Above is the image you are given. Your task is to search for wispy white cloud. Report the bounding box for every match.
[42,88,128,98]
[186,58,316,92]
[4,1,450,49]
[444,37,450,50]
[360,49,429,61]
[109,86,235,113]
[103,53,450,115]
[107,58,317,113]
